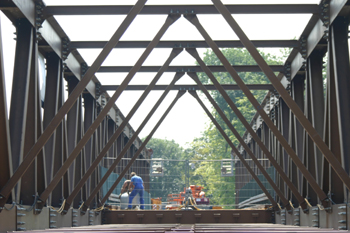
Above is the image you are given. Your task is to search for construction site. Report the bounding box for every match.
[1,0,350,232]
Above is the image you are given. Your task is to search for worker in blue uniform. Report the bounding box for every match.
[128,172,144,209]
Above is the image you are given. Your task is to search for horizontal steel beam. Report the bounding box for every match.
[94,65,284,73]
[101,84,274,91]
[44,4,319,15]
[69,40,299,49]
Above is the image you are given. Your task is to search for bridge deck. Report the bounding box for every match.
[16,224,348,233]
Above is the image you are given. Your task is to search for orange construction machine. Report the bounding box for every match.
[167,185,208,206]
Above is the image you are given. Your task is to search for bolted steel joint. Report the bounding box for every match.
[34,0,46,29]
[61,37,71,60]
[284,62,291,82]
[81,62,88,77]
[319,0,331,28]
[298,36,308,60]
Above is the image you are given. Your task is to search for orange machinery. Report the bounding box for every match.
[167,185,206,205]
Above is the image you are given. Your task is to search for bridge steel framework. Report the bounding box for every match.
[0,0,350,231]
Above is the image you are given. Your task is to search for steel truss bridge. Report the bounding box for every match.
[0,0,350,232]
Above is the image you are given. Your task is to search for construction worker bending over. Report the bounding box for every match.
[119,179,131,198]
[128,172,144,209]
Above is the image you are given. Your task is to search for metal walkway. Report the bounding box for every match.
[13,224,350,233]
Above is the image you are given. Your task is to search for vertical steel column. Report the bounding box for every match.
[51,72,66,207]
[107,119,115,168]
[189,90,278,208]
[9,18,33,203]
[21,29,39,205]
[331,17,350,202]
[280,99,290,201]
[0,0,147,205]
[116,135,122,174]
[290,76,305,197]
[212,0,350,195]
[308,51,325,190]
[66,76,79,194]
[100,91,186,205]
[0,15,13,203]
[73,96,85,208]
[323,25,344,203]
[43,53,60,205]
[83,93,95,199]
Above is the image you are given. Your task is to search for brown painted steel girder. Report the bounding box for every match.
[70,40,299,49]
[213,0,350,201]
[188,90,278,209]
[0,0,148,207]
[101,84,274,91]
[183,12,330,207]
[83,90,186,212]
[94,65,284,73]
[100,90,186,205]
[62,51,183,211]
[186,49,306,210]
[36,13,180,208]
[188,72,290,209]
[44,4,319,15]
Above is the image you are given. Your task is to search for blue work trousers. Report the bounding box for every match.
[128,187,144,209]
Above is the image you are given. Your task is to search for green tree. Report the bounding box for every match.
[146,138,187,200]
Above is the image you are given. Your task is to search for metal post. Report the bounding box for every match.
[8,18,33,203]
[21,29,38,205]
[331,17,350,202]
[43,53,61,205]
[0,15,13,203]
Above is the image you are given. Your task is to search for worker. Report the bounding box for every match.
[128,172,144,209]
[183,188,197,210]
[119,179,131,198]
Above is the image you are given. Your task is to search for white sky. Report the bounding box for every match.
[1,0,319,148]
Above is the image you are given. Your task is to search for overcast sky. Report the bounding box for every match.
[1,1,319,148]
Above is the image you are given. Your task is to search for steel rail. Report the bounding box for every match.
[0,0,147,207]
[186,49,307,211]
[94,65,284,73]
[61,50,183,211]
[188,72,292,210]
[69,40,299,49]
[189,90,278,209]
[43,4,319,15]
[100,91,186,205]
[183,13,330,208]
[101,84,274,91]
[213,0,350,200]
[36,13,181,209]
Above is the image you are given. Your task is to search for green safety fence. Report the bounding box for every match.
[237,166,276,205]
